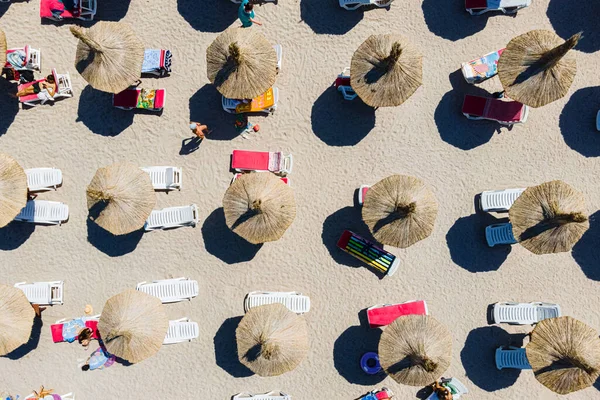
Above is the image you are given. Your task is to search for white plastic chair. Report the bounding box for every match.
[466,0,531,15]
[480,188,526,212]
[141,166,182,191]
[273,44,282,72]
[232,392,291,400]
[163,318,199,344]
[495,347,532,370]
[144,204,198,231]
[14,281,64,305]
[485,223,517,247]
[493,302,561,325]
[136,278,199,304]
[14,200,69,225]
[25,168,63,192]
[244,291,311,314]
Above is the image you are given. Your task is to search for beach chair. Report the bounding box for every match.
[5,45,42,72]
[222,87,279,114]
[359,388,394,400]
[40,0,97,20]
[492,302,561,325]
[367,300,428,328]
[18,68,73,107]
[357,185,370,205]
[337,230,400,277]
[334,67,357,101]
[465,0,531,15]
[339,0,393,10]
[480,188,526,212]
[113,88,166,111]
[14,281,64,305]
[51,314,101,343]
[14,200,69,225]
[163,318,199,345]
[462,95,529,125]
[495,347,532,370]
[244,291,311,314]
[426,378,468,400]
[141,166,182,191]
[485,223,517,247]
[136,277,199,304]
[273,44,282,72]
[25,393,74,400]
[144,204,199,231]
[232,392,291,400]
[231,150,293,175]
[25,168,63,192]
[461,48,505,84]
[142,49,172,77]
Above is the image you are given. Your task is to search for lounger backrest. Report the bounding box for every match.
[537,305,560,321]
[164,320,199,343]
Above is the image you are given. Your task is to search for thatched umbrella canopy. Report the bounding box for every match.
[379,315,452,386]
[70,22,145,94]
[362,174,438,248]
[498,30,580,108]
[0,29,7,67]
[0,153,27,228]
[526,317,600,394]
[223,173,296,244]
[236,303,309,377]
[98,289,168,363]
[509,180,588,255]
[86,162,156,235]
[350,34,422,108]
[206,27,277,99]
[0,284,35,356]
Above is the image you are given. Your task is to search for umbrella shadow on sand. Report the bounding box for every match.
[0,221,35,251]
[189,84,240,141]
[87,217,144,257]
[177,0,238,32]
[572,211,600,281]
[333,324,385,385]
[214,316,254,378]
[547,1,600,54]
[311,86,375,146]
[4,316,43,360]
[300,0,365,35]
[558,86,600,157]
[94,0,132,21]
[77,85,134,136]
[0,78,19,136]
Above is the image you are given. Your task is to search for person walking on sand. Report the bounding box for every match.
[190,122,211,140]
[239,0,262,27]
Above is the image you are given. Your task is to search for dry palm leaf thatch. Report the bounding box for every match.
[509,180,588,254]
[379,314,452,386]
[0,153,27,228]
[236,303,309,377]
[206,27,277,99]
[0,29,7,67]
[70,22,145,94]
[86,162,156,235]
[0,284,35,356]
[362,174,438,248]
[498,30,580,108]
[223,173,296,244]
[98,289,168,363]
[351,34,422,108]
[526,316,600,394]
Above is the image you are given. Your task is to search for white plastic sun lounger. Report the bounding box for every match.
[339,0,393,10]
[244,291,311,314]
[426,378,468,400]
[485,223,517,247]
[273,44,282,72]
[357,185,370,205]
[144,204,199,231]
[14,281,64,305]
[14,200,69,225]
[141,166,182,191]
[163,318,199,344]
[480,188,526,212]
[25,393,73,400]
[6,45,42,71]
[495,347,531,370]
[466,0,530,15]
[232,392,291,400]
[25,168,63,192]
[492,302,561,325]
[136,278,199,304]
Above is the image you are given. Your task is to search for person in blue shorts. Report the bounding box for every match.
[239,0,262,27]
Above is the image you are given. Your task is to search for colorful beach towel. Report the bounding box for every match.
[235,88,274,113]
[137,89,156,109]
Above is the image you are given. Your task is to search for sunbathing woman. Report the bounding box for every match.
[15,74,57,99]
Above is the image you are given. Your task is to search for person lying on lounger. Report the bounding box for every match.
[15,74,57,100]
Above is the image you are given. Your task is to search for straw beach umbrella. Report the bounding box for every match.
[498,30,580,108]
[206,27,277,99]
[362,174,437,248]
[526,317,600,394]
[0,284,35,356]
[70,22,145,93]
[0,29,7,67]
[98,289,168,363]
[236,303,309,377]
[0,153,27,228]
[86,162,155,235]
[509,180,588,255]
[350,34,422,108]
[223,173,296,244]
[379,315,452,386]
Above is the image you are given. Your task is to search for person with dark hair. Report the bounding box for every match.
[81,344,115,372]
[15,74,57,99]
[238,0,262,27]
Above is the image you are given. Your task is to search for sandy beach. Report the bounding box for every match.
[1,0,600,398]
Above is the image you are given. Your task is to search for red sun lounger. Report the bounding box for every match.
[113,88,166,111]
[51,316,100,343]
[337,230,399,277]
[462,94,529,125]
[465,0,531,15]
[40,0,97,20]
[367,300,428,328]
[231,150,293,175]
[334,67,357,101]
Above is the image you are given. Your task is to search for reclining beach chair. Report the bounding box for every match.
[40,0,97,20]
[14,200,69,225]
[5,45,42,72]
[51,314,101,343]
[495,347,532,370]
[222,87,279,115]
[339,0,393,10]
[461,48,505,84]
[232,392,291,400]
[231,150,293,175]
[485,222,517,247]
[462,95,529,125]
[357,185,370,205]
[142,49,172,77]
[144,204,199,231]
[113,87,166,111]
[163,318,199,345]
[334,67,357,101]
[273,44,282,72]
[359,388,394,400]
[25,393,74,400]
[465,0,530,15]
[136,277,199,304]
[337,230,400,277]
[480,188,525,212]
[14,281,64,305]
[492,302,561,325]
[18,68,73,107]
[141,166,182,191]
[232,173,289,186]
[426,378,468,400]
[244,292,311,314]
[25,168,63,192]
[367,300,428,328]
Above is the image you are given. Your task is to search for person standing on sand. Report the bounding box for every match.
[239,0,262,27]
[190,122,211,140]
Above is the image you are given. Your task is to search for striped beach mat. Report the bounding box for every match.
[337,230,399,277]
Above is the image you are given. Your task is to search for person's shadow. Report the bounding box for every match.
[300,0,365,35]
[86,217,144,257]
[177,0,238,32]
[189,85,240,141]
[76,85,134,136]
[572,211,600,281]
[547,1,600,54]
[0,221,35,251]
[0,77,19,136]
[214,316,254,377]
[4,316,43,360]
[179,137,202,155]
[421,0,490,41]
[333,324,385,385]
[558,86,600,157]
